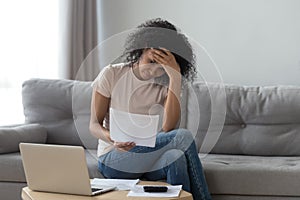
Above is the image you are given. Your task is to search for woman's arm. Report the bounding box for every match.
[151,47,182,132]
[89,89,136,151]
[162,76,182,132]
[89,89,113,144]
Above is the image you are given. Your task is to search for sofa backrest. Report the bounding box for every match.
[22,78,188,150]
[22,79,97,149]
[187,82,300,156]
[23,79,300,156]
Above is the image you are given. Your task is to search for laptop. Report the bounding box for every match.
[19,143,116,196]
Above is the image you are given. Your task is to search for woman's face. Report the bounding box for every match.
[137,49,166,80]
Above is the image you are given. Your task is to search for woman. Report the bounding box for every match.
[89,18,211,200]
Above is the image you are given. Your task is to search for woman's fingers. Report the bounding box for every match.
[114,141,135,151]
[152,51,169,66]
[158,47,171,56]
[152,49,167,58]
[152,49,177,69]
[153,53,166,65]
[114,141,133,147]
[152,48,175,63]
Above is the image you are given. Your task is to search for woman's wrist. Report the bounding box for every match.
[169,76,182,93]
[165,63,181,80]
[102,127,114,144]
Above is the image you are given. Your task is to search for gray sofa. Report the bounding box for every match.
[1,78,300,200]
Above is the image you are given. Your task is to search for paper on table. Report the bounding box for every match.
[127,185,182,197]
[110,108,160,147]
[91,178,140,190]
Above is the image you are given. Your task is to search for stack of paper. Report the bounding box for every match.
[91,178,140,190]
[128,185,182,197]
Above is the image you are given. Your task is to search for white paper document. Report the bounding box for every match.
[110,108,159,147]
[127,185,182,198]
[91,178,140,190]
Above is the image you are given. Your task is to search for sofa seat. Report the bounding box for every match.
[0,150,103,184]
[0,153,26,182]
[202,153,300,197]
[84,150,104,178]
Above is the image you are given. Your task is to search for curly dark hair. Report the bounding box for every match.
[118,18,197,83]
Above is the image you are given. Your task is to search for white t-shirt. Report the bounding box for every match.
[91,63,168,157]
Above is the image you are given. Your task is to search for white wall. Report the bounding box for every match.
[98,0,300,86]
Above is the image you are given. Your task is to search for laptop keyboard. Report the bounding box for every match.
[92,188,103,192]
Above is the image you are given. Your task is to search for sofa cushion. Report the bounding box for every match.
[188,82,300,156]
[0,153,26,182]
[0,124,47,154]
[0,182,27,200]
[22,79,98,149]
[0,150,103,183]
[202,153,300,196]
[85,150,104,179]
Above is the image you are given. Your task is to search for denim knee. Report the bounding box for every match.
[163,149,185,166]
[98,159,143,179]
[174,129,194,145]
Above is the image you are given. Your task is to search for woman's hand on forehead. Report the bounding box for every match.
[150,47,181,79]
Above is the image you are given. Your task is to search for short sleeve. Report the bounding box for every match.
[91,65,114,97]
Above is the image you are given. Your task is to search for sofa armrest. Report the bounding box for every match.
[0,123,47,154]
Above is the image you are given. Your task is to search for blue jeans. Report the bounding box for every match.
[98,128,211,200]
